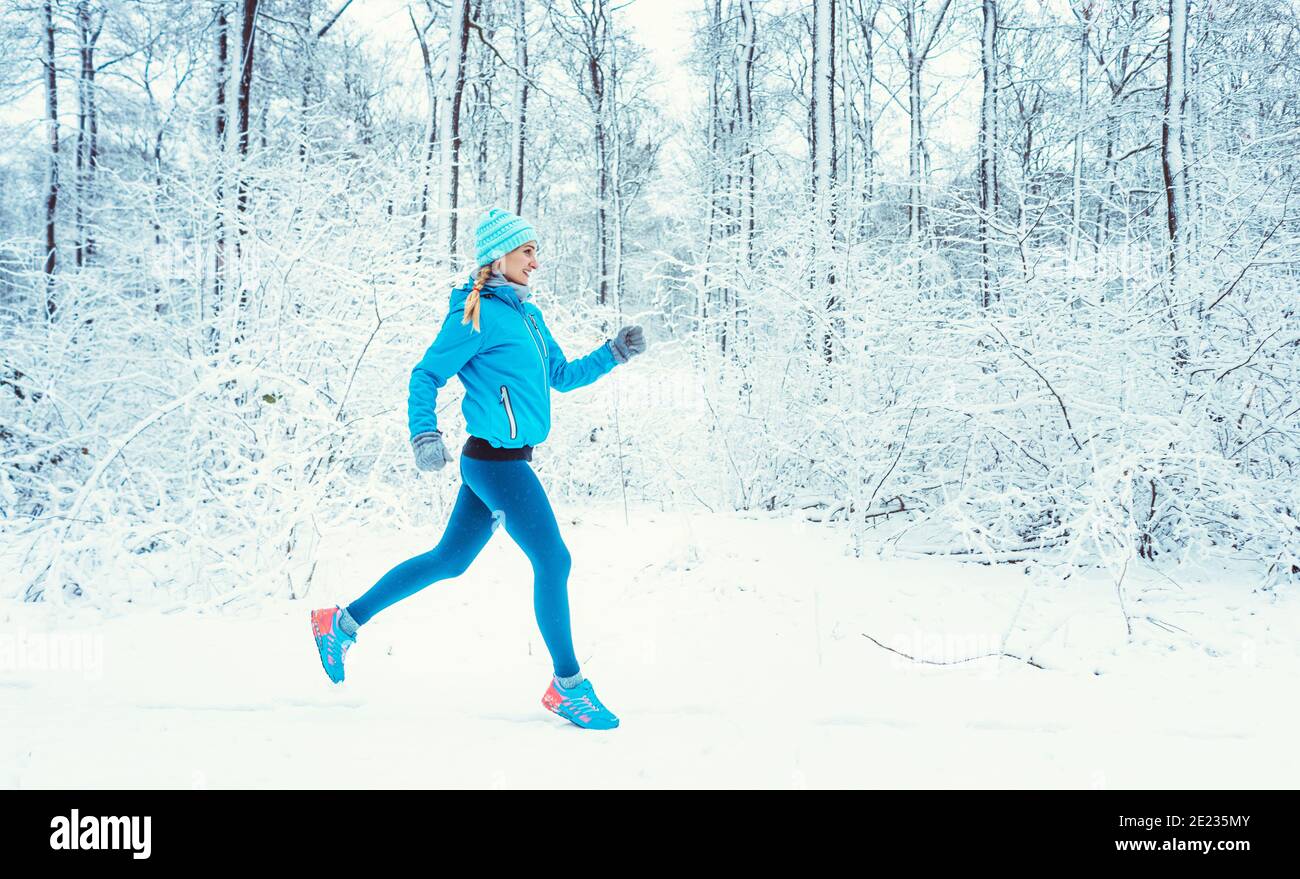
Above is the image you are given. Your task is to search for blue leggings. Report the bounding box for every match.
[345,455,579,678]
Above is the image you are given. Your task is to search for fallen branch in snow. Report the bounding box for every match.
[798,495,911,523]
[1140,614,1188,635]
[888,540,1067,563]
[860,631,1047,670]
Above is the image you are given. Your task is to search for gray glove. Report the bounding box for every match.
[411,430,451,471]
[607,324,646,364]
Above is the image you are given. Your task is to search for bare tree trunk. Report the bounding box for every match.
[850,0,878,206]
[1184,0,1201,259]
[720,150,732,356]
[1163,0,1189,366]
[212,1,228,351]
[590,19,610,306]
[901,0,952,250]
[140,41,166,295]
[839,0,853,215]
[471,0,490,201]
[979,0,997,308]
[812,0,837,363]
[609,22,624,316]
[236,0,258,205]
[812,0,831,229]
[735,0,756,357]
[411,6,437,262]
[440,0,470,264]
[42,0,59,312]
[508,0,529,215]
[1070,1,1090,261]
[233,0,259,347]
[1095,3,1135,257]
[828,0,837,200]
[75,1,102,268]
[904,3,921,244]
[558,0,616,306]
[701,0,721,350]
[88,22,98,263]
[152,127,164,295]
[298,2,313,160]
[1097,102,1118,250]
[738,0,756,263]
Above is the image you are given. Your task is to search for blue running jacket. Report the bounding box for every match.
[407,272,619,448]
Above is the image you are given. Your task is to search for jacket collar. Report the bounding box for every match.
[449,270,532,317]
[480,284,523,315]
[458,269,527,313]
[483,268,532,303]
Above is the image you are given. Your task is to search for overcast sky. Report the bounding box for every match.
[350,0,701,120]
[1,1,987,195]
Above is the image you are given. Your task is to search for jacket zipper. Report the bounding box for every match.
[482,292,550,424]
[484,289,548,363]
[517,311,548,387]
[527,313,548,358]
[499,385,518,439]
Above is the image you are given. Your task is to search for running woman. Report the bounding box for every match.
[310,207,646,730]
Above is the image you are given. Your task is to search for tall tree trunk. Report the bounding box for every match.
[735,0,756,357]
[213,1,228,352]
[236,0,258,203]
[811,0,831,231]
[852,0,878,206]
[901,0,952,250]
[299,2,313,160]
[87,25,98,263]
[838,0,852,216]
[472,0,490,202]
[979,0,997,308]
[42,0,59,312]
[152,127,164,297]
[72,3,102,267]
[1184,0,1201,261]
[609,21,624,317]
[1070,2,1090,261]
[828,0,837,200]
[904,4,921,245]
[584,1,611,308]
[509,0,529,215]
[1097,101,1118,251]
[1163,0,1189,366]
[440,0,470,264]
[75,2,89,267]
[233,0,259,347]
[812,0,837,363]
[411,6,436,261]
[700,0,721,349]
[1095,4,1132,256]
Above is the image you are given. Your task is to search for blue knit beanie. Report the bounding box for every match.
[475,207,538,268]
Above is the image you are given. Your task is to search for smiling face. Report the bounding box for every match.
[495,241,539,286]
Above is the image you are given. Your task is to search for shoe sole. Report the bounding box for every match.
[542,690,619,729]
[548,711,620,730]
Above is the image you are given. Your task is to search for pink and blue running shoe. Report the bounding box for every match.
[310,605,356,684]
[542,676,620,730]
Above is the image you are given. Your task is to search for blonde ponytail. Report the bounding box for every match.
[462,263,493,333]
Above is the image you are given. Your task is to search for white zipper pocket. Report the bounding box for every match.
[499,385,518,439]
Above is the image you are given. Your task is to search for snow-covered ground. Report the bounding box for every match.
[2,502,1297,789]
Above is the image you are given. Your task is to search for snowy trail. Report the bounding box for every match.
[3,504,1297,788]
